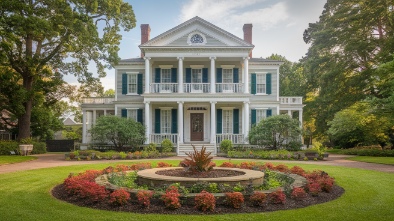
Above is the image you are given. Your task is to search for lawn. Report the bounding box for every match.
[347,156,394,165]
[0,160,393,221]
[0,155,37,165]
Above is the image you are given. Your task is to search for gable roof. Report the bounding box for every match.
[140,16,254,48]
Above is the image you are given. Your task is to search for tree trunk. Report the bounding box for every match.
[18,75,33,140]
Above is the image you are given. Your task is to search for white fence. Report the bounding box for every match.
[216,134,244,144]
[184,83,210,93]
[150,134,178,144]
[150,83,178,93]
[82,97,115,104]
[279,97,303,104]
[216,83,243,93]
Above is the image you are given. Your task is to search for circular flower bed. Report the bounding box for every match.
[52,161,344,214]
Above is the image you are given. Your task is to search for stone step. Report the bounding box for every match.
[177,144,217,156]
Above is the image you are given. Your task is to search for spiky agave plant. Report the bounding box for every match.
[180,145,214,172]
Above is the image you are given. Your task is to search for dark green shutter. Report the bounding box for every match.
[202,68,208,83]
[171,109,177,133]
[233,68,239,83]
[233,109,239,134]
[266,73,271,94]
[122,73,127,94]
[155,68,161,83]
[216,109,222,134]
[186,68,191,83]
[137,109,143,124]
[121,109,127,118]
[171,68,177,83]
[137,73,143,94]
[154,109,161,133]
[216,68,222,83]
[266,109,272,117]
[251,109,256,125]
[251,73,256,94]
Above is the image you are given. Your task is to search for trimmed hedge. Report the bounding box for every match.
[31,142,47,154]
[0,141,19,155]
[339,148,394,157]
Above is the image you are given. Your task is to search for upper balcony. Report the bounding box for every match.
[82,97,115,104]
[150,83,244,93]
[279,97,303,104]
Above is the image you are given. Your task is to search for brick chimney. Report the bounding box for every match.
[243,24,253,58]
[140,24,151,58]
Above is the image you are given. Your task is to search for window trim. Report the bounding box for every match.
[255,72,268,95]
[125,72,139,95]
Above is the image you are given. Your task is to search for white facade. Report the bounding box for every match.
[81,17,304,155]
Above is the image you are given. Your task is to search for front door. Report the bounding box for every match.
[190,113,204,141]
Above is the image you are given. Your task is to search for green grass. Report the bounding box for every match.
[1,160,394,221]
[0,155,37,165]
[347,156,394,165]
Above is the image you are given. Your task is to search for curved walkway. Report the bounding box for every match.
[0,153,393,174]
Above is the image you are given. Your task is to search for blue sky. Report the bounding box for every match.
[65,0,326,90]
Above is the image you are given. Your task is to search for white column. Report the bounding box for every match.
[299,109,303,127]
[82,110,87,143]
[243,57,249,93]
[104,110,107,116]
[144,57,151,94]
[288,110,292,117]
[177,101,184,144]
[177,57,184,93]
[210,101,217,144]
[244,102,250,143]
[242,103,245,135]
[92,110,97,125]
[144,101,150,144]
[210,57,216,93]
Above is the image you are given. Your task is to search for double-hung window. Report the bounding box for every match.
[222,110,233,134]
[256,109,267,123]
[161,110,171,134]
[256,74,266,94]
[127,109,138,121]
[161,69,171,91]
[223,69,233,91]
[128,73,138,94]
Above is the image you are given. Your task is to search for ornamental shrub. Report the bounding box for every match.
[157,162,172,168]
[194,190,216,212]
[269,189,286,204]
[137,190,154,208]
[290,166,305,176]
[225,192,244,209]
[63,170,107,202]
[219,161,236,168]
[161,139,173,153]
[274,164,290,173]
[220,139,233,153]
[31,141,47,154]
[249,191,267,207]
[307,182,321,196]
[161,186,181,209]
[109,189,130,206]
[291,187,307,200]
[0,141,19,155]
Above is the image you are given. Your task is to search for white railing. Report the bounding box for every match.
[150,134,178,144]
[216,134,244,144]
[82,97,115,104]
[184,83,210,93]
[150,83,178,93]
[279,97,303,104]
[216,83,244,93]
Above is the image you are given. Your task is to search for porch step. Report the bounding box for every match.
[177,144,216,156]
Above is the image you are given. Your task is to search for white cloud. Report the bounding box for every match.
[179,0,289,31]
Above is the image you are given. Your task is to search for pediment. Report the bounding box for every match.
[140,17,253,48]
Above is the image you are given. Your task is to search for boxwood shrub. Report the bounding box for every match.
[0,141,19,155]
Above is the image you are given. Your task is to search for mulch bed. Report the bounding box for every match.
[52,184,344,215]
[156,168,245,178]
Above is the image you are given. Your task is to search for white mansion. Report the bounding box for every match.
[81,17,304,155]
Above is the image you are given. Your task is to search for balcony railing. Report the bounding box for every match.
[279,97,303,104]
[184,83,210,93]
[216,83,243,93]
[151,83,178,93]
[82,97,115,104]
[216,134,244,144]
[150,134,178,144]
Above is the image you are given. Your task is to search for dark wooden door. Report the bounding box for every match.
[190,113,204,141]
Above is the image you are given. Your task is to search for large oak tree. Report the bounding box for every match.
[0,0,136,140]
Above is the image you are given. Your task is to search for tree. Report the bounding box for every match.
[327,102,391,148]
[102,89,115,97]
[90,116,145,152]
[0,0,136,140]
[302,0,394,136]
[248,115,302,150]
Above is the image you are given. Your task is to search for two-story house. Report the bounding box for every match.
[81,17,304,155]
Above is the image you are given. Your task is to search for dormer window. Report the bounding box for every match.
[187,32,206,45]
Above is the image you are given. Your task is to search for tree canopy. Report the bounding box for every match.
[0,0,136,139]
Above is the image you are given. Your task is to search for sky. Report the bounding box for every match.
[65,0,327,91]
